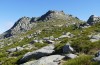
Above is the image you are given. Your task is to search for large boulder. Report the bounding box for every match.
[21,55,65,65]
[20,45,55,63]
[63,43,74,53]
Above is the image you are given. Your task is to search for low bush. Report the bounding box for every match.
[63,55,99,65]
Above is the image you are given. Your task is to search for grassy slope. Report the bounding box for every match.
[1,18,100,65]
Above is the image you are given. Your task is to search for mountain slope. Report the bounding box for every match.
[0,10,82,39]
[1,10,100,65]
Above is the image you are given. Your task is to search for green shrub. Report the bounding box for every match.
[34,43,47,49]
[54,43,66,54]
[12,49,30,56]
[71,37,93,54]
[0,52,7,58]
[63,55,99,65]
[2,58,18,65]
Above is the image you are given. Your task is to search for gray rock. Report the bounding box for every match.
[7,46,24,53]
[92,51,100,62]
[65,53,77,59]
[7,48,17,53]
[93,57,100,62]
[95,51,100,57]
[63,43,74,53]
[30,40,44,44]
[43,36,55,41]
[89,33,100,42]
[59,32,74,39]
[43,37,50,40]
[20,45,55,63]
[46,40,55,44]
[21,55,65,65]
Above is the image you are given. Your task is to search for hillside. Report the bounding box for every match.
[0,10,100,65]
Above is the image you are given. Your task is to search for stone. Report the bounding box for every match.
[95,51,100,57]
[22,44,34,50]
[90,33,100,42]
[93,57,100,62]
[65,53,77,59]
[59,32,74,39]
[92,51,100,62]
[20,45,55,63]
[63,43,74,53]
[7,46,24,53]
[30,40,44,44]
[43,37,50,40]
[21,55,65,65]
[46,40,55,44]
[7,48,17,53]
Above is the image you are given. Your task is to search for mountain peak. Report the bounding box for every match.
[37,10,68,21]
[47,10,65,15]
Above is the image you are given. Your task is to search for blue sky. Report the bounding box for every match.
[0,0,100,34]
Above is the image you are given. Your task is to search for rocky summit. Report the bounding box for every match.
[0,10,100,65]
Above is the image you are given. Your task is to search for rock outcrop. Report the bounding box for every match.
[87,15,100,25]
[37,10,68,21]
[20,45,55,63]
[21,55,65,65]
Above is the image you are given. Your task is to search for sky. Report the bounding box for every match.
[0,0,100,34]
